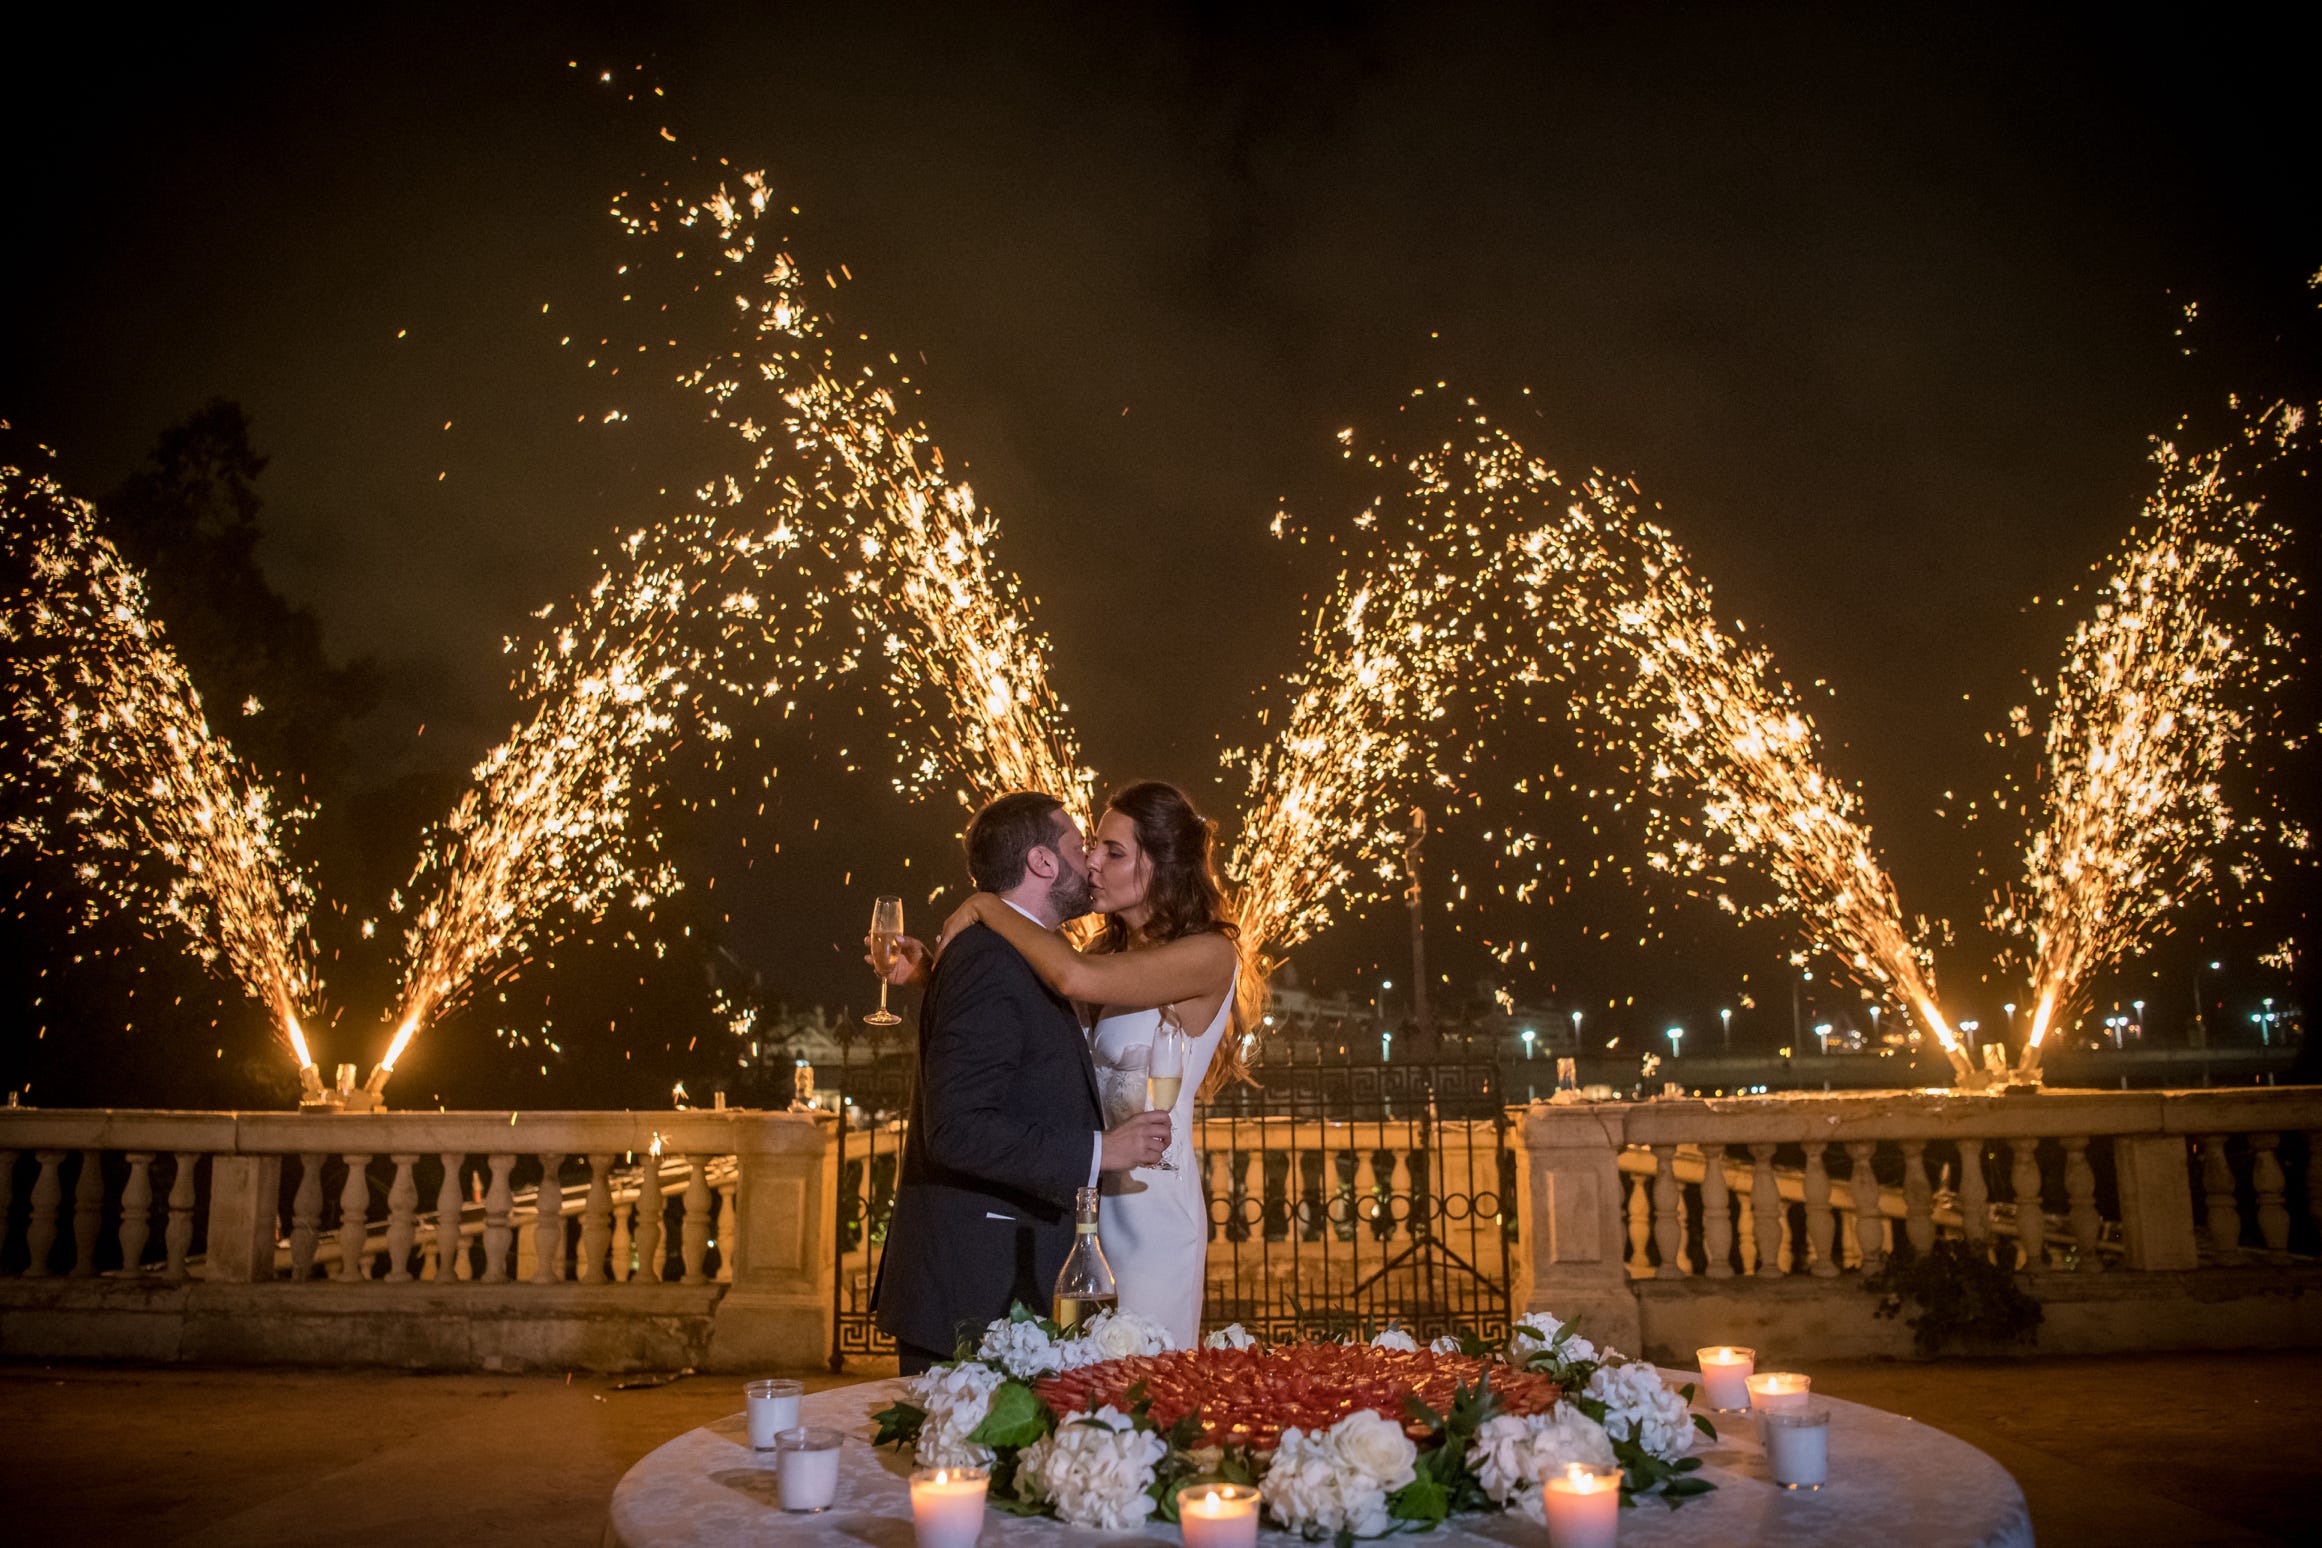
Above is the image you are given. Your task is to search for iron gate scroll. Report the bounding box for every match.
[830,1035,1518,1366]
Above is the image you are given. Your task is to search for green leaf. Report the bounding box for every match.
[1388,1473,1450,1524]
[968,1382,1050,1449]
[1664,1477,1715,1497]
[1124,1378,1152,1418]
[1217,1450,1258,1487]
[870,1401,926,1450]
[1403,1391,1446,1431]
[986,1490,1048,1518]
[1694,1413,1718,1439]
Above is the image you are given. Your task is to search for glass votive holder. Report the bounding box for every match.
[745,1377,803,1449]
[1178,1483,1260,1548]
[1760,1401,1831,1490]
[1695,1345,1755,1411]
[774,1426,844,1511]
[1540,1461,1623,1548]
[911,1465,990,1548]
[1746,1370,1811,1412]
[1555,1056,1579,1094]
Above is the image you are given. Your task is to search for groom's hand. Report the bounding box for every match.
[1099,1110,1172,1172]
[865,933,932,988]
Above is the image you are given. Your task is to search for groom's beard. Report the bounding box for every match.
[1047,866,1095,922]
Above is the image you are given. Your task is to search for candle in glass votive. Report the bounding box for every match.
[911,1466,990,1548]
[1178,1484,1260,1548]
[745,1378,803,1449]
[1761,1403,1830,1490]
[1540,1462,1623,1548]
[774,1427,843,1511]
[1695,1346,1755,1410]
[1746,1371,1811,1412]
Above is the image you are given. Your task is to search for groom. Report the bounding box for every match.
[872,791,1171,1373]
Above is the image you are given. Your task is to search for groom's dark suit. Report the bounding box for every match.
[872,919,1104,1358]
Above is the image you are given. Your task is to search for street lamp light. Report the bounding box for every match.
[1521,1028,1537,1060]
[1719,1007,1732,1050]
[1666,1025,1684,1059]
[1814,1022,1832,1056]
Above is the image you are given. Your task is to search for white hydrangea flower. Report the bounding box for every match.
[1370,1326,1421,1352]
[1080,1307,1175,1361]
[977,1316,1067,1381]
[1507,1314,1598,1369]
[1470,1409,1619,1523]
[1262,1412,1414,1539]
[1203,1322,1258,1351]
[1428,1334,1464,1355]
[1015,1405,1167,1530]
[1583,1361,1695,1463]
[907,1361,1004,1469]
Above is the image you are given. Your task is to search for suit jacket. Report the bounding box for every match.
[872,920,1104,1356]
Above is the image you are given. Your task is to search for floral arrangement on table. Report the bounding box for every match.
[872,1307,1717,1540]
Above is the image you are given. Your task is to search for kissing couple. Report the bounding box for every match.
[869,781,1254,1372]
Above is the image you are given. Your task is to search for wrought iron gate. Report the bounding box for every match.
[829,1032,1517,1366]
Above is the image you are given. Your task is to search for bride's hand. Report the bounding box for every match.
[865,933,932,989]
[936,893,994,950]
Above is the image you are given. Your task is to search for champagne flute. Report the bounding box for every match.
[1144,1016,1186,1171]
[864,895,905,1027]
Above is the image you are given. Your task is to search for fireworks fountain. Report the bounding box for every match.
[0,458,328,1096]
[1992,402,2309,1081]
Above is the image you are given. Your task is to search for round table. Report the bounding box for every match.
[604,1376,2032,1548]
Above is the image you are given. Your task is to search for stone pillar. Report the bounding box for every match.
[2113,1135,2199,1271]
[707,1112,842,1372]
[203,1156,284,1282]
[1509,1105,1639,1357]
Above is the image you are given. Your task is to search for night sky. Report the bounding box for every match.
[3,3,2314,1093]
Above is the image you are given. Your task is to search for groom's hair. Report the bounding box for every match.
[964,791,1067,893]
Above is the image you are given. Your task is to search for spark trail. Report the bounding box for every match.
[1,460,323,1076]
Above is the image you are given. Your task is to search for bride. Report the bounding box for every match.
[935,780,1252,1348]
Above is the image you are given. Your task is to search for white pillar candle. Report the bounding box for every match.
[1761,1403,1830,1490]
[911,1466,990,1548]
[745,1379,802,1448]
[1746,1371,1811,1412]
[1540,1461,1622,1548]
[774,1427,844,1511]
[1695,1346,1755,1410]
[1178,1484,1260,1548]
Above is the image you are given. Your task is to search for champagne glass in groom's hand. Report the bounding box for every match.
[864,895,905,1026]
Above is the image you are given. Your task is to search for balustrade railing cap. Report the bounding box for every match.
[0,1107,832,1155]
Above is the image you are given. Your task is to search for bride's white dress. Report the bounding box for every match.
[1088,971,1234,1350]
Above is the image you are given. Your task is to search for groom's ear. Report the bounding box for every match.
[1022,844,1060,881]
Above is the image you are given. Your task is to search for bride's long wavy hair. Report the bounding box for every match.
[1094,780,1263,1101]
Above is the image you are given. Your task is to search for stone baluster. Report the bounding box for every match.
[26,1151,65,1277]
[1900,1141,1934,1258]
[1848,1142,1884,1274]
[2200,1135,2241,1263]
[1749,1144,1783,1276]
[1801,1142,1838,1277]
[1701,1143,1735,1278]
[681,1155,714,1285]
[2250,1134,2290,1253]
[634,1165,666,1282]
[1734,1169,1758,1272]
[533,1153,566,1284]
[481,1154,516,1283]
[289,1153,324,1280]
[1624,1169,1652,1273]
[118,1153,155,1274]
[435,1154,464,1283]
[1837,1202,1861,1269]
[336,1154,373,1282]
[2008,1140,2046,1270]
[610,1192,634,1283]
[579,1155,614,1285]
[1779,1207,1797,1273]
[165,1152,198,1281]
[2062,1137,2103,1269]
[72,1149,105,1276]
[1649,1145,1684,1276]
[715,1174,738,1283]
[1957,1139,1990,1250]
[384,1156,419,1282]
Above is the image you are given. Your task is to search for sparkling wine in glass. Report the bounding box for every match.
[864,895,905,1027]
[1145,1017,1186,1171]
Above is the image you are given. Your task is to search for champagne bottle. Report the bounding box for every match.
[1051,1185,1117,1329]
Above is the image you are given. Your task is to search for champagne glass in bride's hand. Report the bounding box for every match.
[864,896,905,1026]
[1144,1018,1186,1171]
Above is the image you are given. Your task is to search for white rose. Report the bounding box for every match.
[1331,1409,1419,1493]
[1203,1322,1258,1351]
[1082,1308,1174,1361]
[1428,1334,1464,1355]
[1508,1314,1598,1369]
[1370,1326,1421,1352]
[1019,1405,1166,1529]
[977,1317,1066,1381]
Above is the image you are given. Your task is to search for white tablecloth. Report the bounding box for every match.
[604,1376,2033,1548]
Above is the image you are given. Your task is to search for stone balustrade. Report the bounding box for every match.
[1514,1088,2322,1361]
[0,1109,837,1371]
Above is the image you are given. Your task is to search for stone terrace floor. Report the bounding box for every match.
[5,1352,2319,1545]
